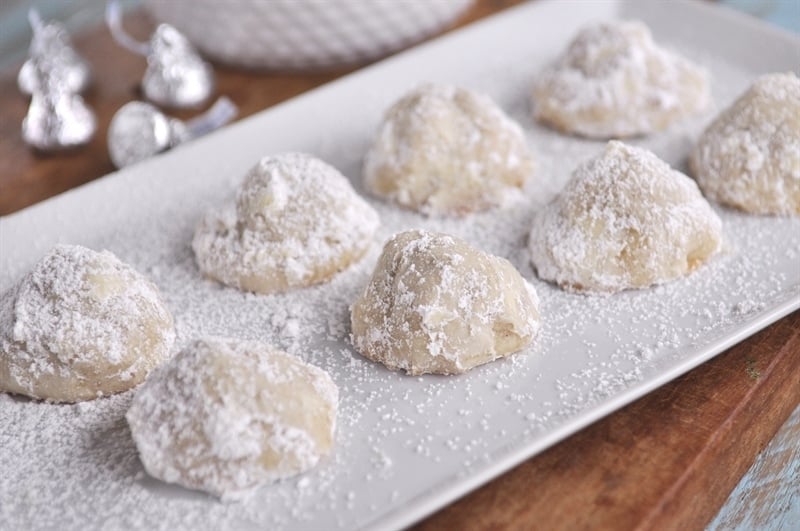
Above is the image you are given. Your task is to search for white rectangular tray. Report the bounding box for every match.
[1,1,798,529]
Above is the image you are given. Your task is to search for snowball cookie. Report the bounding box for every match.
[529,141,722,293]
[0,244,175,402]
[126,337,338,500]
[363,83,534,216]
[193,153,380,293]
[532,20,709,138]
[351,230,540,375]
[690,72,800,216]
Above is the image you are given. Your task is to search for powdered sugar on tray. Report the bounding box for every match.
[1,6,799,531]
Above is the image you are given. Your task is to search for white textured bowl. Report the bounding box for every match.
[142,0,475,70]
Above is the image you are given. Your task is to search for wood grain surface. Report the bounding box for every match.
[0,1,797,529]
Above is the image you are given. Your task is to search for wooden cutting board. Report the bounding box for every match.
[1,1,797,528]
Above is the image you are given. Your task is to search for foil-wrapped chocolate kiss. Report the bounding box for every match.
[21,57,96,151]
[108,96,236,168]
[106,1,214,108]
[18,9,92,96]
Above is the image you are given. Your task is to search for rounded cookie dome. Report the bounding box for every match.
[0,244,175,402]
[193,153,380,293]
[351,230,540,375]
[126,337,338,500]
[532,20,709,138]
[529,141,722,293]
[364,84,534,216]
[690,72,800,216]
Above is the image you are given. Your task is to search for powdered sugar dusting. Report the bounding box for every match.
[1,9,799,531]
[363,83,534,215]
[192,152,380,293]
[690,72,800,215]
[125,337,338,501]
[351,229,540,375]
[529,141,723,293]
[532,20,710,138]
[0,244,175,402]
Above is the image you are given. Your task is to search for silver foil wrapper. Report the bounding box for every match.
[22,60,96,150]
[106,2,214,109]
[18,10,91,95]
[143,24,215,108]
[107,101,188,168]
[108,97,236,168]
